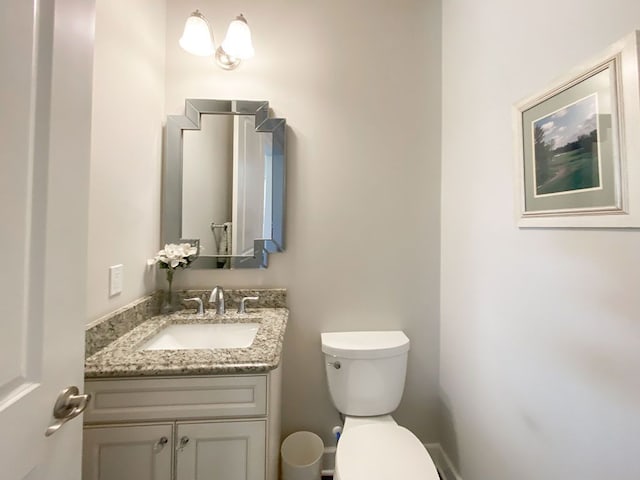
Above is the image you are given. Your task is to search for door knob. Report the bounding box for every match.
[45,386,91,437]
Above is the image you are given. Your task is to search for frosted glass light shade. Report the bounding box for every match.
[179,11,215,56]
[220,14,255,59]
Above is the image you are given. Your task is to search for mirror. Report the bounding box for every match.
[162,99,286,268]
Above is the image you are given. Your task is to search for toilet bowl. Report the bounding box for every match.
[321,331,440,480]
[336,419,440,480]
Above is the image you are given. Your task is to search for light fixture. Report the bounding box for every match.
[179,10,215,56]
[179,11,255,71]
[215,14,254,70]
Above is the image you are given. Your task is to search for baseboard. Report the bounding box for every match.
[320,443,462,480]
[321,446,336,477]
[425,443,463,480]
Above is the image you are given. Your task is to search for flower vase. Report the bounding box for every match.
[161,269,178,313]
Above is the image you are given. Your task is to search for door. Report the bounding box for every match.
[83,424,173,480]
[176,421,266,480]
[0,0,95,479]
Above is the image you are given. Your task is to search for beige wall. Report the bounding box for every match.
[163,0,442,444]
[86,0,640,472]
[87,0,441,445]
[441,1,640,479]
[87,0,166,322]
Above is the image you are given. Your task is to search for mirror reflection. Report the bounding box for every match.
[182,114,271,268]
[162,99,286,269]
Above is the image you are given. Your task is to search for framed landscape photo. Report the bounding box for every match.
[514,31,640,227]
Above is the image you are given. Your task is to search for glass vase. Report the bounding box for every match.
[160,269,178,313]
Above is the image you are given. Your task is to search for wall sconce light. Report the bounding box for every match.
[179,11,254,70]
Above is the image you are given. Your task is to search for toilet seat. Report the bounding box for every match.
[335,423,440,480]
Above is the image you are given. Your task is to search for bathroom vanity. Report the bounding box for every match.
[83,372,280,480]
[83,294,287,480]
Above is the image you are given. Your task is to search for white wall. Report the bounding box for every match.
[164,0,442,444]
[87,0,166,322]
[440,1,640,479]
[85,0,640,473]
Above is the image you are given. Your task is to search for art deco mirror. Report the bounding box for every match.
[162,99,286,268]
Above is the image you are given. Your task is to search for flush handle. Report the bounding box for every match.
[327,361,341,369]
[45,386,91,437]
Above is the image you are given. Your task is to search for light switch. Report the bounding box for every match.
[109,264,123,296]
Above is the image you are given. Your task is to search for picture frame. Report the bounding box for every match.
[514,30,640,227]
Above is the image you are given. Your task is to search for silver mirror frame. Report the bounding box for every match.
[162,99,286,269]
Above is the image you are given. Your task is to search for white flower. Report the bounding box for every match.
[148,242,198,270]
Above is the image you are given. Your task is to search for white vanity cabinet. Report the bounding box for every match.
[82,370,281,480]
[175,421,266,479]
[83,423,173,480]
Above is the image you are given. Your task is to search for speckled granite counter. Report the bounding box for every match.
[85,308,288,378]
[84,288,288,378]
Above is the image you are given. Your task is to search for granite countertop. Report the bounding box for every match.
[84,307,288,378]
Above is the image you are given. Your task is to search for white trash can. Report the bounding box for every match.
[280,431,324,480]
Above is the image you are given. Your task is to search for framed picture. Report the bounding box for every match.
[514,31,640,227]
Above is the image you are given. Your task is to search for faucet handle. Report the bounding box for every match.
[238,296,259,314]
[184,297,204,316]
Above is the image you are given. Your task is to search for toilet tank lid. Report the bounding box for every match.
[321,331,410,359]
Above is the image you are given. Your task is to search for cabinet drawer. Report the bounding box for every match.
[84,376,267,423]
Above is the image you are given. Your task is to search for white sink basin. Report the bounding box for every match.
[140,323,260,350]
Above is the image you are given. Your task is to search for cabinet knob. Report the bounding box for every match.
[154,436,168,452]
[177,435,190,452]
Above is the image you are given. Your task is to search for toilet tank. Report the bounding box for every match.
[321,331,410,416]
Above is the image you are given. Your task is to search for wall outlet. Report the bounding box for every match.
[109,264,123,296]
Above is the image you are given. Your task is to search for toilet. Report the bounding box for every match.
[321,331,440,480]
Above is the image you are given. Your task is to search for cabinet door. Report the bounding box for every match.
[82,424,173,480]
[176,421,266,480]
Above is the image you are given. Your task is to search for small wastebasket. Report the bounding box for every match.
[280,431,324,480]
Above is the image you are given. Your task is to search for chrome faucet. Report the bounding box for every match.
[184,297,204,316]
[209,286,225,315]
[238,296,259,314]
